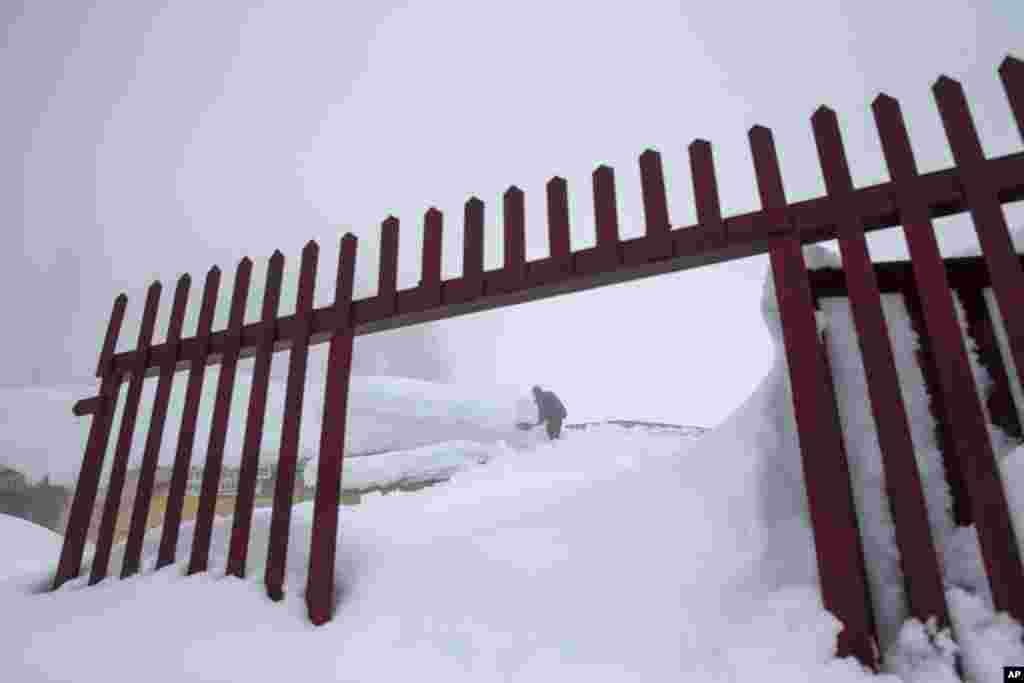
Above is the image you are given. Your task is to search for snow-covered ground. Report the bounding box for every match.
[0,374,544,488]
[0,514,64,582]
[3,239,1024,680]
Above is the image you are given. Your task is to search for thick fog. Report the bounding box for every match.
[3,0,1022,427]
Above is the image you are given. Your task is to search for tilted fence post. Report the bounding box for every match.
[188,258,252,575]
[811,106,952,634]
[750,124,879,670]
[53,294,127,589]
[876,88,1024,622]
[266,241,319,601]
[121,274,191,578]
[227,251,284,579]
[306,233,358,625]
[156,267,221,569]
[90,282,162,585]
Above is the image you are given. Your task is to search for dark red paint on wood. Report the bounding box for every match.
[306,233,357,625]
[1000,56,1024,142]
[265,241,319,601]
[890,87,1024,621]
[121,275,191,578]
[90,282,162,585]
[187,258,252,576]
[227,251,284,578]
[812,105,951,632]
[750,123,879,670]
[156,267,221,569]
[53,294,127,589]
[689,140,727,248]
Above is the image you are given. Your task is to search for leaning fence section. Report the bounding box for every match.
[53,55,1024,673]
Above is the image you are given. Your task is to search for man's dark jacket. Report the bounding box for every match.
[535,390,568,422]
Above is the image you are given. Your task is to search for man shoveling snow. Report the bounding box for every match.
[517,386,568,440]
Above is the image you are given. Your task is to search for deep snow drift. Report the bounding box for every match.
[3,239,1024,680]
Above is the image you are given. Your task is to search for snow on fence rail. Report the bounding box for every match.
[54,55,1024,673]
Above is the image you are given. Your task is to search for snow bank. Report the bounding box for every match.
[303,439,516,490]
[4,425,860,683]
[0,513,63,581]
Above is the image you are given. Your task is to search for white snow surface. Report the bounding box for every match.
[3,239,1024,680]
[0,375,542,487]
[303,439,517,490]
[0,514,63,582]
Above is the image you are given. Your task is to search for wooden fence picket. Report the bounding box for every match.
[750,123,879,670]
[187,259,252,576]
[90,282,162,585]
[265,242,319,601]
[306,233,358,625]
[880,88,1024,622]
[999,56,1023,143]
[226,251,285,579]
[122,274,191,578]
[810,105,951,633]
[156,267,221,569]
[53,294,127,589]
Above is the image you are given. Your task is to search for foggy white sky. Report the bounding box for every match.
[3,0,1022,428]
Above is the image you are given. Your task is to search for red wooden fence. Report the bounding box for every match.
[53,56,1024,673]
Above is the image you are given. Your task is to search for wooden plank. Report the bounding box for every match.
[444,197,486,305]
[265,241,319,601]
[526,177,574,287]
[53,295,127,589]
[622,149,672,265]
[464,197,485,282]
[689,140,727,248]
[121,274,191,578]
[935,76,1024,409]
[373,217,399,317]
[90,282,162,585]
[812,105,951,632]
[156,267,221,569]
[1000,55,1024,142]
[227,251,284,578]
[72,396,102,417]
[306,233,357,625]
[399,208,443,315]
[103,150,1024,381]
[546,176,572,259]
[959,286,1023,439]
[487,186,526,294]
[187,258,252,575]
[576,165,622,275]
[930,79,1024,621]
[900,281,972,527]
[750,123,879,670]
[421,208,443,285]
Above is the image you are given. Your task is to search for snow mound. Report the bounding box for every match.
[0,513,63,582]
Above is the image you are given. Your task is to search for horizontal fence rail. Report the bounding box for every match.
[88,153,1024,383]
[55,55,1024,674]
